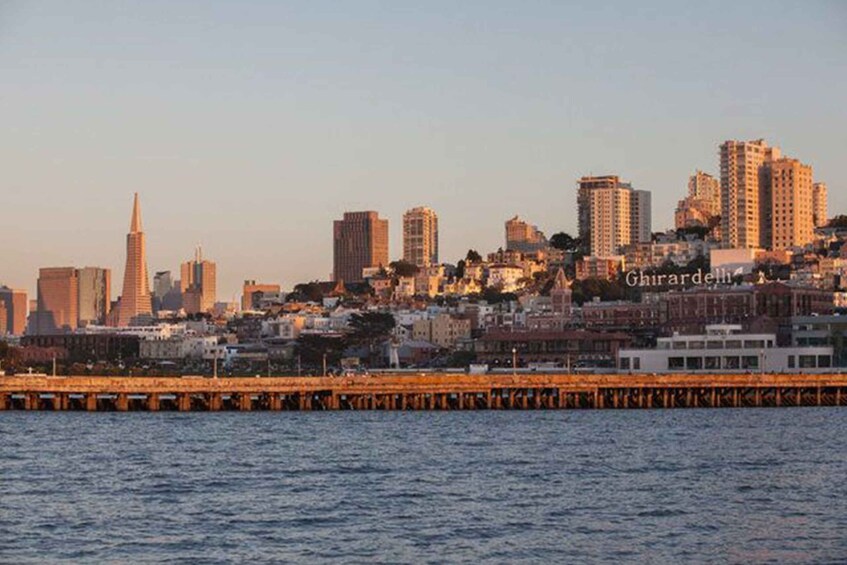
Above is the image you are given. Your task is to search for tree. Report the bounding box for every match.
[389,260,420,278]
[347,312,396,367]
[549,232,579,251]
[288,282,324,303]
[828,215,847,229]
[465,249,482,263]
[295,334,346,370]
[455,259,466,279]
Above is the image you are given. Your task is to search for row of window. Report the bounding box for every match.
[657,339,773,350]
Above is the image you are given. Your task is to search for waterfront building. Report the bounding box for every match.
[0,286,28,336]
[769,157,814,249]
[403,207,438,267]
[32,267,79,334]
[476,329,631,369]
[412,314,471,349]
[660,282,834,342]
[813,182,828,228]
[580,299,661,332]
[333,211,389,283]
[117,193,153,326]
[791,315,847,367]
[77,267,111,327]
[505,215,548,253]
[618,324,834,373]
[180,246,217,314]
[20,333,141,363]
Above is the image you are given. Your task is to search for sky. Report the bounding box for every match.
[1,1,845,301]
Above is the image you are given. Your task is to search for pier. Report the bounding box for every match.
[2,373,847,411]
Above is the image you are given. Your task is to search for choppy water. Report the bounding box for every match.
[2,409,847,564]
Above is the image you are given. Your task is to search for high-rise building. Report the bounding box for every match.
[505,216,548,253]
[813,182,829,228]
[719,139,781,249]
[333,211,389,283]
[578,175,651,257]
[33,267,79,334]
[242,280,282,311]
[117,193,152,326]
[76,267,111,327]
[675,171,721,230]
[770,158,814,249]
[630,190,652,244]
[0,286,28,336]
[403,207,439,267]
[152,271,182,312]
[578,175,619,251]
[180,246,217,315]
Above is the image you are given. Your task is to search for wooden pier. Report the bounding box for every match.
[2,373,847,412]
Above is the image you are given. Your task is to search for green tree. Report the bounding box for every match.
[288,282,324,302]
[455,259,466,279]
[295,334,346,371]
[828,215,847,229]
[549,232,580,251]
[465,249,482,263]
[347,312,396,367]
[389,260,420,278]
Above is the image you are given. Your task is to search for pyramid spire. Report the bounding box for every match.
[130,192,143,233]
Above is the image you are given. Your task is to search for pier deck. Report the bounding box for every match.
[2,373,847,411]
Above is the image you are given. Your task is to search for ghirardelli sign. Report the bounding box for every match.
[624,267,746,288]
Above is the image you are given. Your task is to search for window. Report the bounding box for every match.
[705,357,721,370]
[686,357,703,370]
[620,358,630,370]
[744,340,765,349]
[673,342,688,350]
[742,356,759,370]
[689,341,705,350]
[788,355,796,369]
[724,356,741,369]
[707,341,724,349]
[799,355,817,369]
[634,357,641,370]
[668,357,685,370]
[818,356,832,369]
[725,340,742,349]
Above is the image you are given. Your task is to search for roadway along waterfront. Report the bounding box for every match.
[2,373,847,411]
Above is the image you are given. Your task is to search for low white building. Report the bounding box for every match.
[618,325,834,373]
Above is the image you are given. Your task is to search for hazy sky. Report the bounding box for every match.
[1,1,845,300]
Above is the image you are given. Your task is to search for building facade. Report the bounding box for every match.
[0,286,27,336]
[77,267,111,327]
[813,182,828,228]
[32,267,79,334]
[578,175,651,257]
[117,193,153,326]
[720,139,781,249]
[770,158,814,249]
[403,207,439,267]
[333,211,389,283]
[180,247,217,314]
[505,215,548,253]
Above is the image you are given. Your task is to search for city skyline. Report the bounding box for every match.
[1,2,845,297]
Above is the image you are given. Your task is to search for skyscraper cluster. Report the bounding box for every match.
[720,139,824,250]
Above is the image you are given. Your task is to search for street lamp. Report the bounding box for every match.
[512,347,517,376]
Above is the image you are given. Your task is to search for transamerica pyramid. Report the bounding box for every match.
[117,193,152,326]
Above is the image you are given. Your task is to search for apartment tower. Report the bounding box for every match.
[813,182,828,228]
[578,175,652,257]
[117,193,152,326]
[770,158,814,249]
[719,139,781,249]
[505,216,548,253]
[403,207,439,267]
[333,211,389,283]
